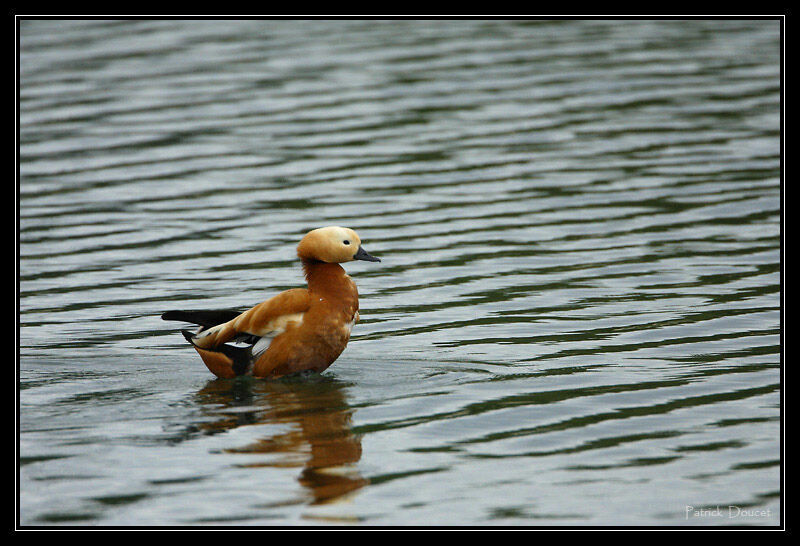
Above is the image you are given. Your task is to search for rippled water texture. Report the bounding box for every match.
[18,19,781,526]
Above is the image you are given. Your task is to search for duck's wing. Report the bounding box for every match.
[188,288,311,351]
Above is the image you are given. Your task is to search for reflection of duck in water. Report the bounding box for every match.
[162,227,380,379]
[194,377,367,505]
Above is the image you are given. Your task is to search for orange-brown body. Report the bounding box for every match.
[162,227,379,379]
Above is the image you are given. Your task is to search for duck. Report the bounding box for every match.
[162,226,380,379]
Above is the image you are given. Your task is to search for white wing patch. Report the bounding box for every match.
[252,312,304,337]
[191,312,304,357]
[252,335,273,357]
[250,312,305,357]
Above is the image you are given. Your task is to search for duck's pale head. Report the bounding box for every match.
[297,226,381,264]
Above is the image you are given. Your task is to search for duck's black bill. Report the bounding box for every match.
[354,245,381,262]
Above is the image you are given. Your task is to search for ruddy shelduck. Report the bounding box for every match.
[162,226,380,378]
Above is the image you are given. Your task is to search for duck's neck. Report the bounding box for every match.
[302,259,349,297]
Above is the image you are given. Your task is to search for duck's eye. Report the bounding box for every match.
[343,240,351,245]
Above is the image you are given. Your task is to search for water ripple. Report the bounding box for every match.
[19,19,780,526]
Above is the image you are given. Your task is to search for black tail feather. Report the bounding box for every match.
[179,329,251,376]
[217,343,253,376]
[161,309,241,327]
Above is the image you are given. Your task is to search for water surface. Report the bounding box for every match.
[19,19,781,526]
